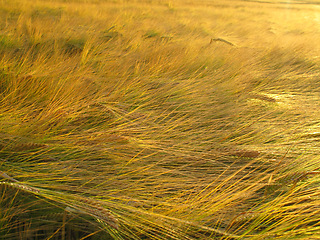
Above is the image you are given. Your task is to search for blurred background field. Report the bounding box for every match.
[1,0,320,239]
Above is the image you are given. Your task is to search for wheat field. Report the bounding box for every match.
[1,0,320,239]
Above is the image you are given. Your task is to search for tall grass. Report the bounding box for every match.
[1,0,320,239]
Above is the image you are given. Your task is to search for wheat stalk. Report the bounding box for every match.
[0,170,19,182]
[210,38,235,46]
[0,179,119,229]
[8,142,48,151]
[64,196,119,229]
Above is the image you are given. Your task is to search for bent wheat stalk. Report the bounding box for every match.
[0,170,19,182]
[0,175,119,230]
[210,38,235,46]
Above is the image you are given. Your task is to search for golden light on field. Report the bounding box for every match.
[0,0,320,239]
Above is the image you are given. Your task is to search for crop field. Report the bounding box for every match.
[1,0,320,239]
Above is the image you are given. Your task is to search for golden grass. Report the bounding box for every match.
[1,0,320,239]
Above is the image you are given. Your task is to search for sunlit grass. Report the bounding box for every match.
[1,0,320,239]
